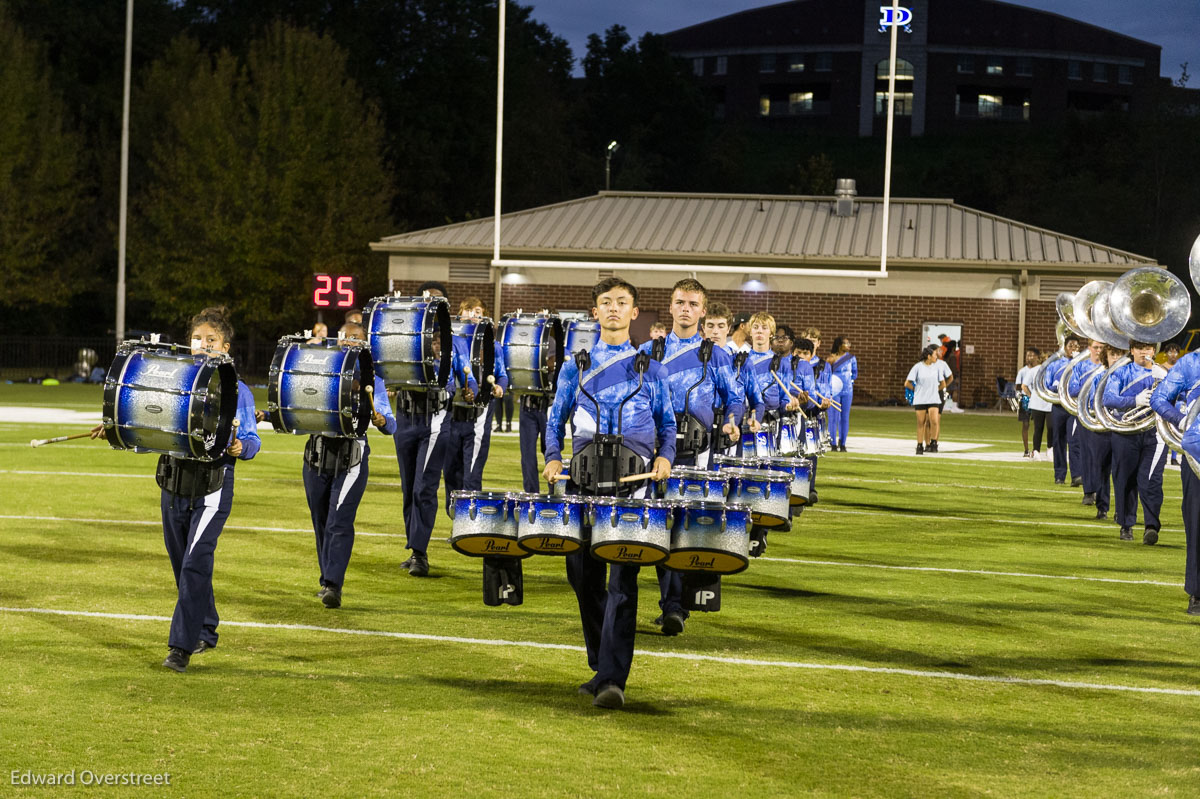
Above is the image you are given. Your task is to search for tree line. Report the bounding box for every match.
[2,0,1198,342]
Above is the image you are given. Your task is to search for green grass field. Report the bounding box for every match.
[2,384,1199,797]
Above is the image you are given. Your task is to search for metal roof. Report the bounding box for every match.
[371,191,1157,274]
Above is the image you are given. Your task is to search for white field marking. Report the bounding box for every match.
[757,556,1182,588]
[0,514,1179,589]
[0,470,408,489]
[805,506,1114,530]
[836,475,1077,495]
[4,605,1199,698]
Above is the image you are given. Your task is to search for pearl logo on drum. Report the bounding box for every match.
[687,554,717,569]
[483,539,513,553]
[537,537,565,550]
[144,404,163,414]
[143,364,178,379]
[612,546,644,561]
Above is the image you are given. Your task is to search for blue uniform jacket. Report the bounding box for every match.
[1043,356,1070,392]
[218,380,261,464]
[370,374,397,437]
[1151,353,1200,428]
[546,340,676,465]
[730,351,763,421]
[1101,360,1156,419]
[448,336,480,398]
[1067,358,1105,398]
[638,332,744,428]
[789,357,819,411]
[746,350,793,416]
[810,355,834,397]
[831,353,857,387]
[450,328,503,406]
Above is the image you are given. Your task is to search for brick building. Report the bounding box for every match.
[662,0,1163,136]
[370,188,1157,407]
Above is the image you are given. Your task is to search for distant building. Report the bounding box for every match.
[662,0,1164,136]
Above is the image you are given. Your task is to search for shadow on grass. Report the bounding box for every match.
[420,675,676,716]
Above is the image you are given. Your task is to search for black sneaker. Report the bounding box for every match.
[1095,510,1108,520]
[505,425,512,433]
[400,557,414,572]
[193,640,215,654]
[839,444,847,452]
[1070,476,1083,487]
[578,679,598,696]
[1119,526,1134,541]
[652,615,663,626]
[322,586,342,608]
[593,683,625,709]
[662,612,685,636]
[409,554,430,577]
[1054,478,1066,485]
[1082,493,1096,507]
[1143,528,1159,546]
[163,648,190,673]
[916,444,924,455]
[316,586,329,599]
[928,441,938,453]
[1188,596,1200,616]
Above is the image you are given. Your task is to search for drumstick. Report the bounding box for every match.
[786,381,811,418]
[30,431,95,447]
[618,471,657,483]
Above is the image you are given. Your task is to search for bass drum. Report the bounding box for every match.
[451,318,495,392]
[564,319,600,360]
[267,336,373,437]
[364,294,452,390]
[500,312,563,395]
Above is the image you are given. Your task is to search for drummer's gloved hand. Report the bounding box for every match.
[651,457,671,481]
[1135,388,1153,407]
[820,397,832,409]
[543,459,564,484]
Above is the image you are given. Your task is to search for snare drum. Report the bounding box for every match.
[665,501,750,575]
[267,337,372,437]
[551,462,570,496]
[739,428,775,459]
[452,318,495,391]
[102,342,238,461]
[661,467,728,502]
[364,294,452,389]
[777,416,799,456]
[723,467,791,529]
[817,411,832,452]
[564,319,600,358]
[761,456,812,506]
[515,494,587,554]
[711,453,766,471]
[589,497,673,566]
[801,416,821,456]
[448,491,529,558]
[500,312,563,394]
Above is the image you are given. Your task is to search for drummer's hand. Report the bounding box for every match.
[796,390,811,405]
[492,384,504,399]
[543,459,563,483]
[226,437,243,457]
[749,418,761,433]
[462,385,476,403]
[255,409,266,423]
[651,457,671,481]
[785,397,800,412]
[373,410,388,429]
[722,422,736,437]
[820,397,832,409]
[89,423,105,440]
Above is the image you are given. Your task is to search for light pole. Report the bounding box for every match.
[605,140,619,191]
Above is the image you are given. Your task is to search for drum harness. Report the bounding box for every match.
[652,338,714,460]
[304,434,365,477]
[396,387,451,419]
[570,349,651,496]
[722,351,750,450]
[156,454,227,502]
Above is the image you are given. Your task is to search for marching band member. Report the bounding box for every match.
[1044,335,1084,484]
[827,337,857,452]
[704,302,759,459]
[791,338,830,504]
[89,306,261,673]
[304,323,396,609]
[393,289,478,578]
[1085,345,1123,521]
[1070,340,1107,510]
[543,277,675,710]
[640,279,743,636]
[1102,340,1167,544]
[1156,346,1200,615]
[1163,342,1182,466]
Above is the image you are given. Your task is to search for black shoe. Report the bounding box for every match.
[578,679,598,696]
[928,441,938,453]
[808,490,817,505]
[505,425,512,433]
[1095,510,1107,520]
[321,586,342,608]
[1119,526,1134,541]
[1054,478,1066,485]
[593,683,625,709]
[193,640,215,654]
[916,444,924,455]
[1143,528,1159,546]
[1188,596,1200,616]
[408,554,430,577]
[652,615,663,626]
[316,586,329,598]
[1070,476,1083,487]
[162,648,190,673]
[839,444,847,452]
[1082,493,1096,507]
[400,557,414,572]
[662,612,685,636]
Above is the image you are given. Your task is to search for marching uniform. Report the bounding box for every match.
[1043,356,1078,484]
[1153,356,1200,595]
[393,338,478,566]
[547,340,676,694]
[160,380,260,654]
[444,339,509,507]
[827,352,857,449]
[741,350,792,553]
[1102,358,1168,539]
[304,375,395,599]
[1068,358,1109,515]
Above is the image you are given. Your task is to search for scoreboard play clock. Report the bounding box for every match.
[311,274,358,309]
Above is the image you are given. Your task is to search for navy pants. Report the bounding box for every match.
[1068,417,1084,483]
[655,451,701,620]
[519,402,548,494]
[566,551,640,691]
[1111,429,1167,530]
[1050,405,1071,481]
[442,406,493,515]
[1084,429,1113,516]
[1181,463,1200,596]
[161,468,234,653]
[393,409,448,554]
[304,451,370,590]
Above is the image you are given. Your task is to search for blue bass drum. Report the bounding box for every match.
[267,336,373,437]
[500,312,563,394]
[661,467,728,502]
[451,318,495,393]
[665,501,750,575]
[102,342,238,461]
[364,294,452,389]
[448,491,529,558]
[515,493,587,555]
[588,498,673,566]
[563,318,600,360]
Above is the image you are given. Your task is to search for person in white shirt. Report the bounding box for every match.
[1014,348,1042,457]
[905,345,953,454]
[1021,348,1054,460]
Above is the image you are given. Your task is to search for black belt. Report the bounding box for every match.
[520,394,549,412]
[156,455,225,497]
[451,403,485,422]
[304,435,364,477]
[397,389,448,418]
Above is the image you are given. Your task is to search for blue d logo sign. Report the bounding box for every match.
[879,5,914,31]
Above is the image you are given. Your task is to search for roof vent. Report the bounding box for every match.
[834,179,857,217]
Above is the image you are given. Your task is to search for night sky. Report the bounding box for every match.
[525,0,1199,83]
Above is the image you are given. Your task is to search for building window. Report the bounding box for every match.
[957,55,974,74]
[692,58,704,77]
[1093,63,1107,83]
[759,53,776,73]
[876,91,913,116]
[759,96,771,116]
[1015,56,1033,77]
[978,94,1002,119]
[877,58,915,81]
[789,91,814,114]
[1118,64,1132,84]
[1068,60,1082,80]
[715,56,728,76]
[814,52,832,72]
[788,53,804,72]
[986,57,1003,76]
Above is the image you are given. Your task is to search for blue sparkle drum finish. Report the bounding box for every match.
[661,467,728,502]
[711,453,767,471]
[515,494,587,555]
[816,411,832,452]
[723,467,792,529]
[761,456,812,506]
[102,343,238,461]
[588,498,673,566]
[564,319,600,358]
[365,295,452,389]
[452,318,495,391]
[777,417,799,456]
[500,313,563,394]
[267,338,372,437]
[665,501,750,575]
[448,491,529,558]
[801,416,822,456]
[551,462,570,496]
[740,428,776,459]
